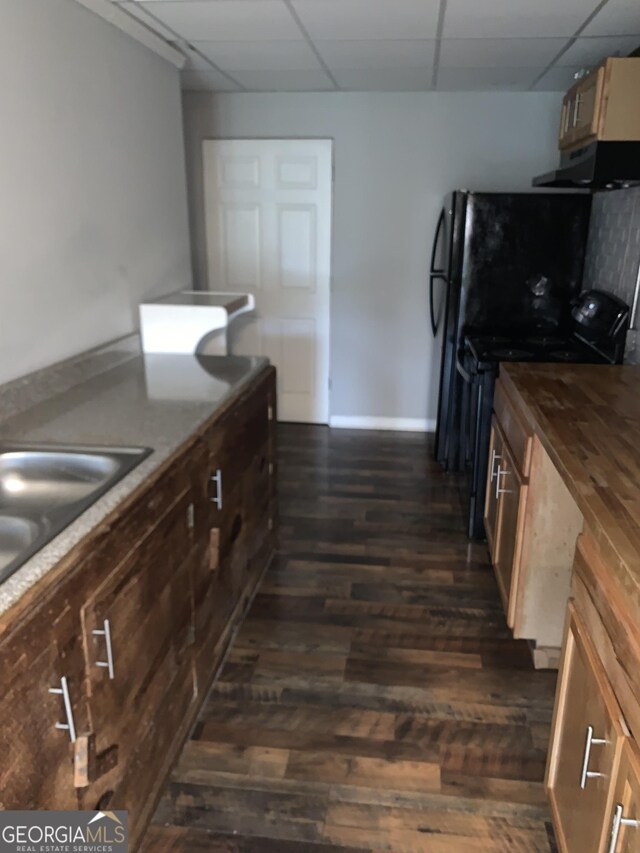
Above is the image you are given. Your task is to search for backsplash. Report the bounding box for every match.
[583,185,640,364]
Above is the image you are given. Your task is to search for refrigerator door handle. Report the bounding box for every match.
[429,208,448,337]
[430,208,447,276]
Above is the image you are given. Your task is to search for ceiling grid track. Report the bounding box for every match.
[120,2,247,91]
[282,0,341,90]
[105,0,640,94]
[431,0,448,89]
[529,0,614,90]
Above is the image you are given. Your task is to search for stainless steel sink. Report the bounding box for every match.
[0,444,152,583]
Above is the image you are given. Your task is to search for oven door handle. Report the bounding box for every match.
[456,355,474,384]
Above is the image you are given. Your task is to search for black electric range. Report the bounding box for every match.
[458,290,630,540]
[466,333,604,370]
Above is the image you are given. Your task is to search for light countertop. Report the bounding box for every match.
[0,344,269,617]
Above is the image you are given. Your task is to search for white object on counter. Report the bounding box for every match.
[139,290,255,355]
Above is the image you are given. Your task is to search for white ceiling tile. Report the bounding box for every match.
[581,0,640,36]
[135,1,302,41]
[192,39,321,71]
[117,2,179,39]
[317,40,436,71]
[443,0,602,38]
[532,65,585,90]
[181,69,242,91]
[231,68,335,90]
[291,0,440,41]
[440,38,568,68]
[170,40,218,70]
[436,66,538,90]
[333,67,432,90]
[557,35,640,66]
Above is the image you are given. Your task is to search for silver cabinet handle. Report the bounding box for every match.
[580,724,608,789]
[48,676,77,743]
[495,465,514,498]
[92,618,115,680]
[608,803,640,853]
[573,93,583,127]
[490,449,502,483]
[210,468,223,509]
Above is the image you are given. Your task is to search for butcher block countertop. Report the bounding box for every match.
[499,362,640,622]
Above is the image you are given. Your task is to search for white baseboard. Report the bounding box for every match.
[329,416,436,433]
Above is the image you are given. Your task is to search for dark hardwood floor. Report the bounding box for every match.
[143,425,558,852]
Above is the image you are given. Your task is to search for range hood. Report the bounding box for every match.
[533,141,640,189]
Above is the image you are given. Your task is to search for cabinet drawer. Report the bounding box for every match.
[494,379,532,476]
[547,603,627,853]
[606,739,640,853]
[0,596,88,809]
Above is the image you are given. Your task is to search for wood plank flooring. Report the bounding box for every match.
[143,425,558,852]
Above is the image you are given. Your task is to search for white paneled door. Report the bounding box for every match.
[203,139,332,424]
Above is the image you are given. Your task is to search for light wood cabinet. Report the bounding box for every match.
[493,438,526,622]
[607,741,640,853]
[485,377,583,666]
[484,418,503,559]
[547,603,626,853]
[558,58,640,152]
[484,399,530,629]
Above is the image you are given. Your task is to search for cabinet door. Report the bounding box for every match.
[559,92,575,148]
[0,599,87,809]
[80,487,194,774]
[573,66,605,146]
[484,417,503,560]
[494,439,527,624]
[606,740,640,853]
[547,603,626,853]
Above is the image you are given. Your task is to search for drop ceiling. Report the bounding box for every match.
[110,0,640,92]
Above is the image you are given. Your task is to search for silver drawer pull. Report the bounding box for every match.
[210,468,223,509]
[580,724,608,789]
[48,676,77,743]
[608,803,640,853]
[495,465,514,498]
[92,618,115,680]
[490,449,502,483]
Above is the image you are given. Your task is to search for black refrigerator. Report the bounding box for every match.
[430,191,592,473]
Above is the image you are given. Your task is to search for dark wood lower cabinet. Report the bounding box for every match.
[0,366,277,850]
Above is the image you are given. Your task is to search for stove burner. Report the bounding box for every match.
[549,349,587,362]
[488,348,536,360]
[526,336,566,347]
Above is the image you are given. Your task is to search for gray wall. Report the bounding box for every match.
[0,0,191,385]
[584,186,640,364]
[183,91,562,425]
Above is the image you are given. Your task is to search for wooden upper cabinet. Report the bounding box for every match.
[0,595,88,810]
[547,602,627,853]
[559,58,640,151]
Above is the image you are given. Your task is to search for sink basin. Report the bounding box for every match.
[0,444,152,584]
